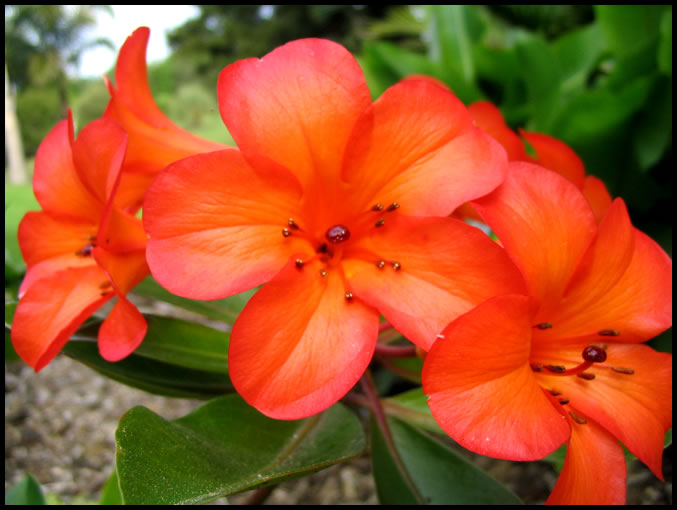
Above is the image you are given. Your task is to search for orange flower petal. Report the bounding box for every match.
[546,415,626,505]
[343,80,505,216]
[519,130,586,189]
[19,255,96,299]
[218,38,371,189]
[98,295,147,362]
[535,341,672,480]
[144,149,308,300]
[344,216,525,350]
[468,101,527,161]
[423,295,571,460]
[32,113,101,220]
[97,206,147,254]
[582,175,612,223]
[229,259,380,419]
[546,199,672,342]
[11,266,112,371]
[472,162,597,308]
[92,247,149,296]
[71,117,128,204]
[18,211,97,268]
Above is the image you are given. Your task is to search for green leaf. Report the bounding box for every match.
[595,5,666,58]
[99,471,122,505]
[658,9,672,75]
[383,387,444,435]
[371,416,521,504]
[4,183,40,278]
[5,473,46,505]
[132,276,254,325]
[551,23,604,94]
[115,394,366,505]
[633,75,672,170]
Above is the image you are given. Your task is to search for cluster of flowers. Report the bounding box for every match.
[11,28,671,504]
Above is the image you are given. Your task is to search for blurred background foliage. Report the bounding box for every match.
[5,4,672,349]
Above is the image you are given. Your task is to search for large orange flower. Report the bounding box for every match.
[468,101,612,222]
[11,113,149,371]
[423,162,672,504]
[143,38,525,419]
[104,27,227,211]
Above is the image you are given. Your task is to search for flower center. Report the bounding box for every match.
[325,225,350,244]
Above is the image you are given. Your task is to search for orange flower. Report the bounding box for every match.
[423,162,672,504]
[468,101,612,222]
[143,38,525,419]
[11,112,149,371]
[103,27,227,211]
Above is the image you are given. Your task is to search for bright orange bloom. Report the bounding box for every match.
[423,162,672,504]
[467,101,612,222]
[143,38,525,419]
[11,112,149,371]
[103,27,226,211]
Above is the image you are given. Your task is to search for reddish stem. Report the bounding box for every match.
[373,344,417,358]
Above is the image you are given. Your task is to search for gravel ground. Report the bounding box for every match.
[5,340,672,505]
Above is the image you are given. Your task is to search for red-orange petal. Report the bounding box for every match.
[582,175,612,224]
[143,149,308,300]
[468,101,527,161]
[18,211,97,268]
[546,414,626,505]
[11,266,112,371]
[423,294,571,460]
[218,38,371,189]
[32,113,102,220]
[546,199,672,342]
[534,341,672,480]
[97,206,147,255]
[19,255,96,299]
[229,258,380,419]
[519,130,586,189]
[98,295,147,361]
[92,247,149,296]
[342,80,504,216]
[71,117,128,204]
[472,162,597,308]
[343,215,525,351]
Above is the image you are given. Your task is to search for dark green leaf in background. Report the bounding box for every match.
[99,471,122,505]
[5,473,46,505]
[371,416,521,505]
[115,394,366,504]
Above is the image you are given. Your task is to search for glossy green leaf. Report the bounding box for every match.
[5,473,46,505]
[78,313,230,374]
[658,9,672,75]
[132,276,254,325]
[115,394,366,505]
[5,183,40,277]
[99,471,122,505]
[633,75,672,170]
[371,416,521,504]
[383,387,443,435]
[551,24,604,94]
[595,5,666,58]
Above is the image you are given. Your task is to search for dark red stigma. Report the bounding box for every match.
[325,225,350,244]
[582,345,607,363]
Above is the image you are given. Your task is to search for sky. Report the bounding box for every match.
[77,5,200,78]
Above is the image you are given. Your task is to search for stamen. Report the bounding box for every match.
[611,366,634,375]
[530,363,544,372]
[588,342,608,350]
[569,410,587,425]
[99,281,113,289]
[100,290,113,297]
[598,329,620,337]
[88,235,97,242]
[391,261,401,271]
[371,203,384,211]
[577,372,595,380]
[319,270,327,278]
[75,244,94,257]
[548,389,562,396]
[582,345,607,363]
[374,219,385,228]
[557,398,570,405]
[345,292,353,301]
[376,260,386,269]
[288,218,300,230]
[386,201,400,212]
[282,227,291,237]
[534,322,553,329]
[295,258,304,269]
[545,365,566,373]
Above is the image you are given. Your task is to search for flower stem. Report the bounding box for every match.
[373,344,417,358]
[360,370,425,504]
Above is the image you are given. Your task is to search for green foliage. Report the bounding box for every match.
[115,395,366,504]
[15,87,63,155]
[5,183,39,281]
[73,78,110,128]
[5,473,46,505]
